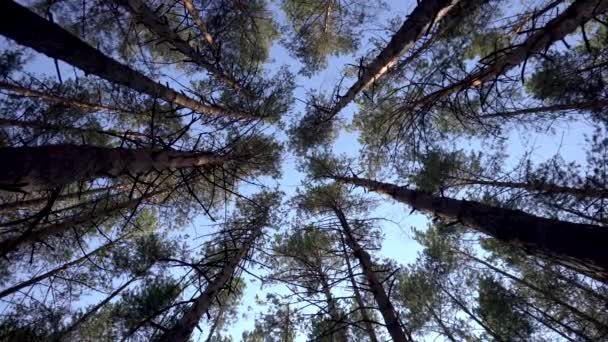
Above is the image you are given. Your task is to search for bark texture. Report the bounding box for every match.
[0,144,223,192]
[329,0,460,116]
[333,176,608,283]
[334,207,411,342]
[0,1,244,117]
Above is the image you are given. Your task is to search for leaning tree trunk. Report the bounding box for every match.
[0,184,124,213]
[0,231,128,299]
[182,0,217,53]
[409,0,608,110]
[114,0,247,94]
[334,206,412,342]
[0,189,165,257]
[340,236,380,342]
[318,269,349,342]
[452,177,608,199]
[332,176,608,283]
[157,229,260,342]
[0,144,224,192]
[0,81,141,115]
[0,0,245,118]
[328,0,460,117]
[0,118,149,140]
[479,99,608,120]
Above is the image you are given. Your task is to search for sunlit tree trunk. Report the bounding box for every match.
[0,0,245,118]
[0,144,224,192]
[329,0,460,116]
[409,0,608,110]
[182,0,217,53]
[333,206,412,342]
[332,176,608,283]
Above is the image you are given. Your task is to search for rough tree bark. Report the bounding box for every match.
[333,206,412,342]
[331,175,608,283]
[0,144,224,192]
[0,0,246,118]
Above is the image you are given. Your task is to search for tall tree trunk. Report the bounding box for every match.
[332,175,608,282]
[0,184,123,213]
[318,270,348,342]
[157,229,260,342]
[0,118,149,139]
[182,0,218,53]
[333,206,412,342]
[0,231,128,299]
[328,0,460,117]
[203,306,223,342]
[340,236,379,342]
[58,275,140,341]
[114,0,247,94]
[452,176,608,199]
[0,144,224,192]
[460,250,608,333]
[0,188,165,256]
[478,99,608,120]
[0,0,246,118]
[408,0,608,110]
[0,81,141,115]
[437,281,505,342]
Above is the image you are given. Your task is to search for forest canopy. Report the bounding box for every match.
[0,0,607,341]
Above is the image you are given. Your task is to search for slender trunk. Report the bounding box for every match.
[0,1,244,118]
[332,175,608,282]
[0,118,148,139]
[408,0,608,110]
[452,176,608,199]
[437,282,505,342]
[157,229,260,342]
[329,0,460,117]
[0,81,140,115]
[203,306,223,342]
[334,207,411,342]
[341,237,379,342]
[478,99,608,120]
[182,0,218,53]
[514,300,580,342]
[0,232,128,299]
[114,0,246,94]
[461,250,608,332]
[58,275,139,341]
[0,189,165,256]
[0,144,224,192]
[282,304,291,342]
[426,304,458,342]
[0,185,123,213]
[318,270,348,342]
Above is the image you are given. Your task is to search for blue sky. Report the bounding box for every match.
[2,0,597,340]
